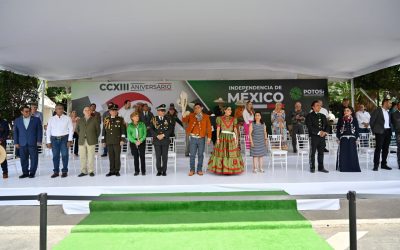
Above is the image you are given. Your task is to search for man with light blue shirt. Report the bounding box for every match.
[14,105,43,178]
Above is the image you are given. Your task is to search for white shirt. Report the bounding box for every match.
[119,107,134,124]
[383,108,390,129]
[355,110,371,128]
[46,114,74,143]
[243,109,254,124]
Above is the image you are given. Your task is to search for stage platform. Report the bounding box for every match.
[1,152,399,214]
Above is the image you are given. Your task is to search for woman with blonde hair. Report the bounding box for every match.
[271,102,288,149]
[242,101,254,149]
[127,111,147,175]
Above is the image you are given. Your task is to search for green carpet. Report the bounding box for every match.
[54,191,332,250]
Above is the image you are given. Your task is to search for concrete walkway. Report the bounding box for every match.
[0,199,399,249]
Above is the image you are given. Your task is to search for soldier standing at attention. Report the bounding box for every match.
[102,104,126,176]
[150,104,173,176]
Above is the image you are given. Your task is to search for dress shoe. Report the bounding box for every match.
[142,172,146,176]
[156,172,162,176]
[372,167,378,171]
[74,153,79,157]
[197,171,204,176]
[101,154,107,157]
[51,173,59,178]
[310,169,315,173]
[89,173,95,177]
[115,172,120,176]
[78,173,87,177]
[3,173,8,179]
[318,168,329,173]
[324,148,329,152]
[29,175,35,178]
[293,150,298,153]
[134,172,139,176]
[162,172,167,176]
[61,172,68,178]
[188,171,195,176]
[106,172,115,177]
[19,174,29,179]
[381,165,392,170]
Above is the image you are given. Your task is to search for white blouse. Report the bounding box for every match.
[243,109,254,124]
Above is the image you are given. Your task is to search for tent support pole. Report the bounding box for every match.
[41,80,45,112]
[350,79,355,108]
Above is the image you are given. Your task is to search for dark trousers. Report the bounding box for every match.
[73,132,79,155]
[396,133,400,167]
[108,144,121,173]
[292,124,304,152]
[130,142,146,173]
[1,159,7,174]
[154,144,168,173]
[374,129,392,167]
[310,135,326,170]
[20,145,38,175]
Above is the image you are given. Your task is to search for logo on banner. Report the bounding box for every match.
[289,87,303,100]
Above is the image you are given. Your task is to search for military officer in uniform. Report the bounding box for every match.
[102,104,126,176]
[305,100,329,173]
[149,104,173,176]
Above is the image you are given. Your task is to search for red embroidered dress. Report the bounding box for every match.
[208,116,244,175]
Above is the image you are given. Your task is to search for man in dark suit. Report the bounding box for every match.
[391,101,400,169]
[14,105,43,178]
[305,100,329,173]
[140,103,154,136]
[0,113,9,178]
[149,104,173,176]
[370,99,393,171]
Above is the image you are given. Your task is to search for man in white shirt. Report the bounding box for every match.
[46,103,74,178]
[355,104,371,134]
[119,100,134,125]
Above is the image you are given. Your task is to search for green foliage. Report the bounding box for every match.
[46,87,70,104]
[0,70,39,121]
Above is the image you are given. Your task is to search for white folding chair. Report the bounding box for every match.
[174,129,186,154]
[358,133,374,169]
[5,139,19,175]
[120,142,130,174]
[295,134,310,171]
[243,135,251,172]
[94,141,104,174]
[145,137,154,174]
[68,138,77,173]
[168,137,177,173]
[267,135,288,171]
[327,134,339,168]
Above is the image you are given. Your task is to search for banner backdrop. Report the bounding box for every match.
[72,79,328,130]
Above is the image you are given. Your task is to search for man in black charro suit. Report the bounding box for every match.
[305,100,329,173]
[149,104,173,176]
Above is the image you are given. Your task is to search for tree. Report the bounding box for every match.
[0,70,39,121]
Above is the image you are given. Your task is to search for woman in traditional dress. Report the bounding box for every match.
[243,101,254,149]
[208,107,244,175]
[271,102,288,149]
[336,107,361,172]
[249,112,268,173]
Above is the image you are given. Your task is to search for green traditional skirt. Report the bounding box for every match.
[208,132,244,175]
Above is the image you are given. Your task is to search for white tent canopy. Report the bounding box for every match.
[0,0,400,83]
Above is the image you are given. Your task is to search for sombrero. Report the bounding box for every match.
[213,97,226,103]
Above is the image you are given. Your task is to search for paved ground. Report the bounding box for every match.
[0,199,399,250]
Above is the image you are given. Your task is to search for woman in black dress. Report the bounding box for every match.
[336,107,361,172]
